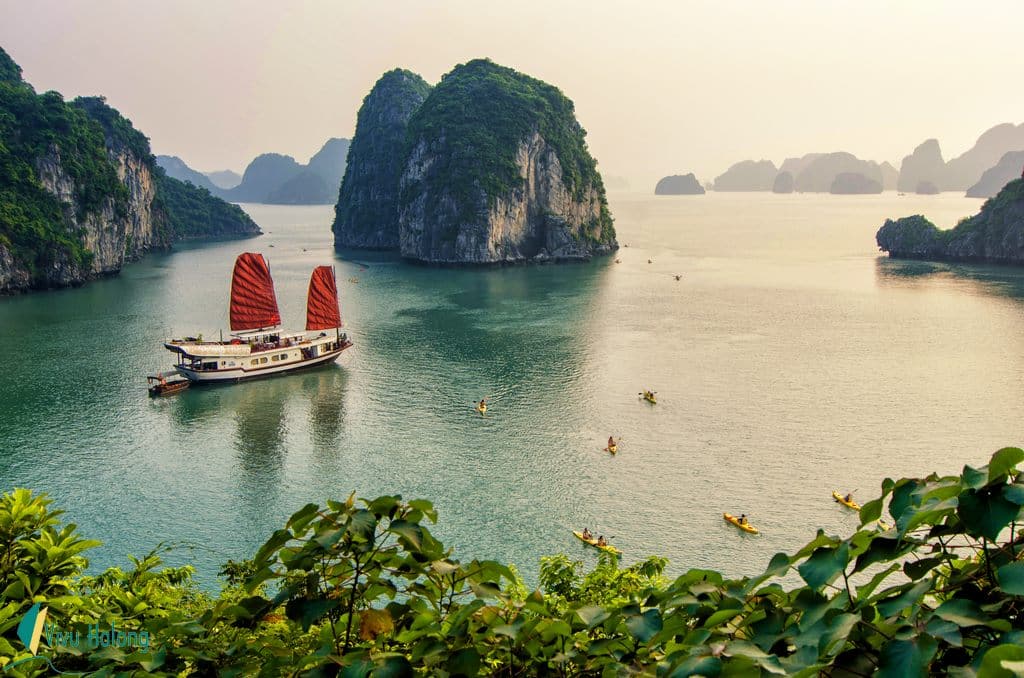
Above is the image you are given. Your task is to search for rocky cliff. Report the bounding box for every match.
[156,155,222,193]
[793,152,883,193]
[942,123,1024,191]
[876,179,1024,264]
[0,47,258,293]
[967,151,1024,198]
[333,69,432,249]
[897,139,944,193]
[830,172,881,194]
[655,174,704,195]
[772,171,794,194]
[712,160,777,191]
[397,60,615,263]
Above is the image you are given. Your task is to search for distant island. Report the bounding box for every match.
[0,47,259,294]
[156,137,350,205]
[654,174,704,195]
[898,124,1024,194]
[712,160,776,192]
[967,151,1024,198]
[333,59,616,264]
[876,178,1024,264]
[830,172,881,195]
[705,153,895,193]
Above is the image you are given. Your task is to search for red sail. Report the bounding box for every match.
[229,253,281,331]
[306,265,341,330]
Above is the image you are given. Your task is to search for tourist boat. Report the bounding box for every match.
[162,253,352,383]
[147,371,191,396]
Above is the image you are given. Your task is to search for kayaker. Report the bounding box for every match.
[582,528,592,540]
[844,493,853,503]
[607,436,616,449]
[597,536,607,547]
[479,397,487,408]
[739,514,748,526]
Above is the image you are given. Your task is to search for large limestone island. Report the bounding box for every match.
[876,179,1024,264]
[333,59,616,264]
[0,47,259,293]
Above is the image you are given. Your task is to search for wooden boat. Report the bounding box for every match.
[161,255,352,384]
[147,372,191,397]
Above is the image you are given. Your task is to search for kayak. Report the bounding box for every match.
[476,402,487,415]
[723,513,758,534]
[607,444,618,455]
[833,491,860,511]
[642,391,657,404]
[572,530,621,555]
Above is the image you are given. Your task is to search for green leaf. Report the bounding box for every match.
[373,655,414,678]
[723,640,786,674]
[962,465,988,490]
[626,609,663,642]
[445,647,480,677]
[933,599,991,627]
[925,617,962,647]
[797,543,849,589]
[284,597,341,631]
[978,643,1024,678]
[703,608,741,628]
[576,605,610,628]
[877,638,928,678]
[668,655,721,677]
[388,519,423,550]
[904,557,943,581]
[1004,483,1024,505]
[988,447,1024,482]
[957,487,1020,541]
[859,497,883,524]
[997,561,1024,595]
[877,578,932,618]
[889,480,920,521]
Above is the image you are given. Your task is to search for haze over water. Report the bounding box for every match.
[1,192,1021,585]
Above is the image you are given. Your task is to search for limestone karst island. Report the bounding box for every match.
[4,3,1024,676]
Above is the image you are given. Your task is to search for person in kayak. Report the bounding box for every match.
[739,514,748,525]
[844,493,853,503]
[597,536,607,547]
[582,528,593,540]
[607,436,616,449]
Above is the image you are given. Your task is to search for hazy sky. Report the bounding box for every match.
[2,0,1022,187]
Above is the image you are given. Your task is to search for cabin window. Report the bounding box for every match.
[260,357,268,364]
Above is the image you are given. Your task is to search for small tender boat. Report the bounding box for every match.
[147,371,190,397]
[723,513,758,534]
[833,491,861,511]
[573,530,621,555]
[642,390,657,404]
[161,254,352,384]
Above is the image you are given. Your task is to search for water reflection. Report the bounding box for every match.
[306,367,348,450]
[874,257,1024,298]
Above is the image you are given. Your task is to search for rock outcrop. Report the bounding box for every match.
[156,155,221,193]
[772,171,794,194]
[897,139,945,193]
[224,153,303,203]
[655,174,705,195]
[206,169,241,189]
[967,151,1024,198]
[876,179,1024,264]
[0,49,258,293]
[712,160,777,191]
[915,181,939,195]
[266,138,350,204]
[793,152,883,193]
[879,161,899,191]
[830,172,882,194]
[333,69,431,249]
[942,123,1024,191]
[397,60,615,263]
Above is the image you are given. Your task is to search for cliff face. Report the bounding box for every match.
[967,151,1024,198]
[400,131,613,263]
[395,60,615,264]
[829,172,881,194]
[877,179,1024,264]
[898,139,945,193]
[0,49,258,294]
[333,69,432,249]
[793,152,883,193]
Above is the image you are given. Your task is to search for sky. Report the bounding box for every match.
[2,0,1022,188]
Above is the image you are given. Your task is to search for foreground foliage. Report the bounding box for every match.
[3,448,1024,675]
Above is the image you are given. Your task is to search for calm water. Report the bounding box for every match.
[2,192,1022,586]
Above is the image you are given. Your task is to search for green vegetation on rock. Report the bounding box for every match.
[4,447,1024,675]
[153,170,259,240]
[404,59,609,226]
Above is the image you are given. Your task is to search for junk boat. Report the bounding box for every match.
[162,253,352,383]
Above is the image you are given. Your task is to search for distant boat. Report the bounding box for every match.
[162,253,352,383]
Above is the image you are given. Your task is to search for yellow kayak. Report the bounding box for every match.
[607,444,618,455]
[476,402,487,415]
[833,491,860,510]
[572,530,621,555]
[642,391,657,404]
[723,513,758,534]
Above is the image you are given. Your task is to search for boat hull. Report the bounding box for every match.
[175,346,348,383]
